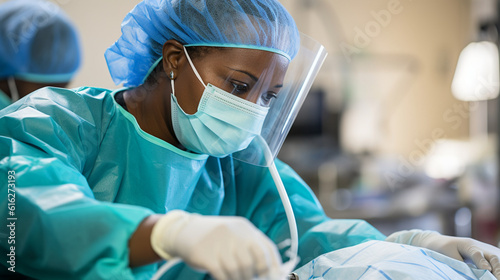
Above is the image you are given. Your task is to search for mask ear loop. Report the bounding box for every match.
[183,46,206,89]
[7,77,19,102]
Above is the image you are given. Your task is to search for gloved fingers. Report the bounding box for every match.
[486,254,500,278]
[220,258,243,280]
[265,241,284,277]
[208,261,229,280]
[435,237,464,262]
[493,268,500,280]
[250,243,275,278]
[260,240,283,279]
[459,243,491,271]
[234,243,254,280]
[220,243,246,280]
[465,246,491,271]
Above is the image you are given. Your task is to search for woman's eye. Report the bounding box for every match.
[230,82,249,95]
[261,92,277,106]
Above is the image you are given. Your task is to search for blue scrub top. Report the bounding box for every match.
[0,87,385,279]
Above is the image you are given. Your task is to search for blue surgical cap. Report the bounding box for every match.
[105,0,300,87]
[0,0,81,83]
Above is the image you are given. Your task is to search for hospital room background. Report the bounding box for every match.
[11,0,500,247]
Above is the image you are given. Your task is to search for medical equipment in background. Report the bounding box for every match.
[451,40,499,142]
[450,24,500,244]
[151,34,327,280]
[452,41,499,102]
[452,21,499,144]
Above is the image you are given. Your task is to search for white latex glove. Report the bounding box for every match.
[151,210,284,280]
[386,229,500,279]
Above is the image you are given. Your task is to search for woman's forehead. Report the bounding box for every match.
[196,47,289,73]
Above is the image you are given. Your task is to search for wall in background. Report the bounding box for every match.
[58,0,142,89]
[282,0,473,157]
[0,0,142,89]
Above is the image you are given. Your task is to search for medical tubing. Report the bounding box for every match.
[151,258,182,280]
[269,161,299,270]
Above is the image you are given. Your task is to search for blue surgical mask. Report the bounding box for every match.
[169,48,269,157]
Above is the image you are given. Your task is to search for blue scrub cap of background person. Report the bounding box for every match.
[105,0,300,87]
[0,0,82,83]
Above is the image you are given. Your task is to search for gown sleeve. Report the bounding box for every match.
[235,159,386,268]
[0,87,153,280]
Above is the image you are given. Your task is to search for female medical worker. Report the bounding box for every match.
[1,0,500,279]
[0,0,81,110]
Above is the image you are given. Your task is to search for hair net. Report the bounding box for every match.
[0,0,81,83]
[105,0,300,87]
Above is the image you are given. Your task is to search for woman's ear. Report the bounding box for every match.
[162,40,185,78]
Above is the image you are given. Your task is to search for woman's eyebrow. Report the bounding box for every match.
[226,67,283,88]
[226,67,258,82]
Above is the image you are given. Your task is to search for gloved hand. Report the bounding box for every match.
[151,210,284,280]
[386,229,500,279]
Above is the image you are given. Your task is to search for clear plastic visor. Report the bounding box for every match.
[226,33,328,166]
[184,46,291,109]
[177,33,326,166]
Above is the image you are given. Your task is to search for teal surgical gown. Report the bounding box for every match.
[0,87,385,280]
[0,89,10,110]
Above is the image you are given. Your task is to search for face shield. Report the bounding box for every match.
[187,54,289,109]
[145,33,326,164]
[230,33,327,167]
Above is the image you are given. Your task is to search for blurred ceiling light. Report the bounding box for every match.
[451,41,499,101]
[424,140,473,180]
